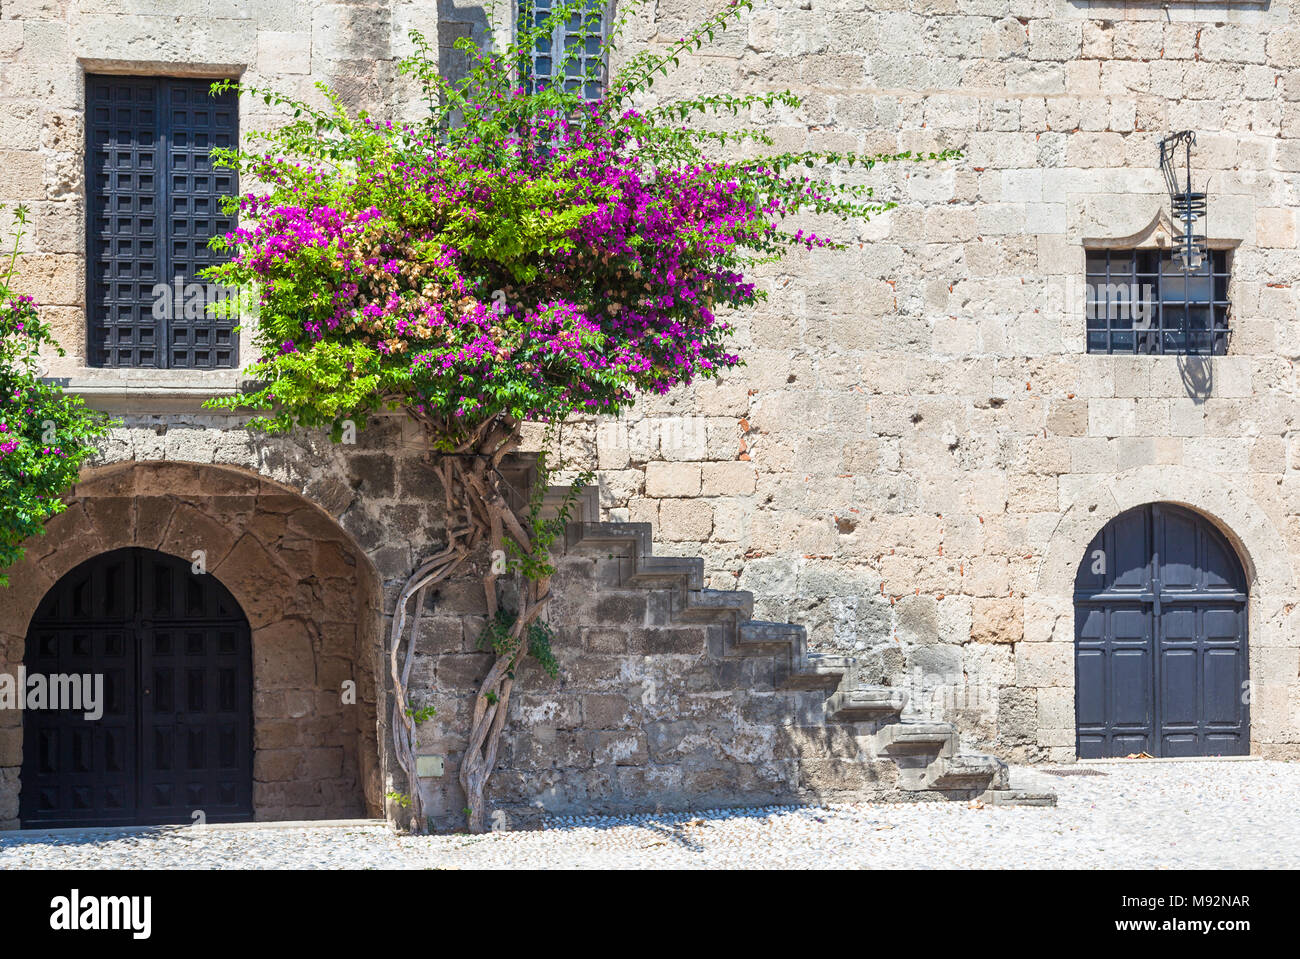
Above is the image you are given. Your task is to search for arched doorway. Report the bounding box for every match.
[1074,503,1249,758]
[20,548,253,827]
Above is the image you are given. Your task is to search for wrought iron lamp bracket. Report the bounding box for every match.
[1159,130,1208,273]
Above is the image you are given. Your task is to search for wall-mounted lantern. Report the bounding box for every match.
[1159,131,1208,273]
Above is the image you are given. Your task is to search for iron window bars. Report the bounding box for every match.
[1085,248,1230,355]
[85,76,238,369]
[519,0,609,101]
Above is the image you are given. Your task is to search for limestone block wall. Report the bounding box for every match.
[540,0,1300,761]
[2,0,1299,781]
[0,454,390,826]
[0,0,440,372]
[0,422,922,831]
[403,535,912,831]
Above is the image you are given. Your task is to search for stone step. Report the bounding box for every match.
[541,484,601,525]
[780,651,850,691]
[678,588,754,622]
[922,753,1006,790]
[734,620,803,675]
[565,519,706,590]
[978,788,1058,807]
[824,685,908,723]
[541,483,1063,811]
[626,554,705,589]
[737,619,805,647]
[875,721,957,757]
[567,520,652,553]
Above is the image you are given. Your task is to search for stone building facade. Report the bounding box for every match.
[585,0,1300,763]
[1,0,1298,829]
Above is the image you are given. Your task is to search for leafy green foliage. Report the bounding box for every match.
[201,0,950,451]
[505,448,595,582]
[477,609,561,680]
[405,701,438,724]
[0,205,113,586]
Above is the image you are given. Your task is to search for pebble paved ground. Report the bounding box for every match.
[2,761,1295,869]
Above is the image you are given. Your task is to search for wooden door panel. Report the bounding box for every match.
[21,549,252,827]
[1075,504,1249,758]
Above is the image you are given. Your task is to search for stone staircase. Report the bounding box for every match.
[545,484,1056,809]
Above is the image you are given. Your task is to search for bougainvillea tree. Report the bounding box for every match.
[203,0,953,831]
[0,205,113,587]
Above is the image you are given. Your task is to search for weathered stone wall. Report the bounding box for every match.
[0,1,448,823]
[0,431,1006,830]
[542,0,1300,761]
[0,404,484,826]
[405,517,983,831]
[1,0,1298,802]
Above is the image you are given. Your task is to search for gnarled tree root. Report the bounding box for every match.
[386,414,548,834]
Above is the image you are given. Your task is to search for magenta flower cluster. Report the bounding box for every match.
[216,98,799,428]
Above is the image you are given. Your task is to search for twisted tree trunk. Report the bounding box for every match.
[385,412,550,833]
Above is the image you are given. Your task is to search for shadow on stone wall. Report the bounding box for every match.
[1177,354,1213,401]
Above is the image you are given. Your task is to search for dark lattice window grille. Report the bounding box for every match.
[520,0,609,101]
[86,76,239,369]
[1085,248,1230,355]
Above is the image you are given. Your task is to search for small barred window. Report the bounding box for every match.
[520,0,609,101]
[1085,249,1230,356]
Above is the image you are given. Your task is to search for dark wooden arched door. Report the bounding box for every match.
[20,548,253,827]
[1074,504,1249,758]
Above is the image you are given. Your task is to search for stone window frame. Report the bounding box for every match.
[84,73,241,372]
[1067,0,1274,23]
[1079,208,1243,358]
[47,59,252,409]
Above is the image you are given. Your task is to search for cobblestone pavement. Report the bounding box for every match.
[1,761,1294,869]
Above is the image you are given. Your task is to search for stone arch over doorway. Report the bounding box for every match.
[1027,465,1299,760]
[0,460,386,828]
[22,547,255,827]
[1072,503,1249,758]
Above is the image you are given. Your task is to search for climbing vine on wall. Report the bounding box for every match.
[201,0,953,832]
[0,205,113,587]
